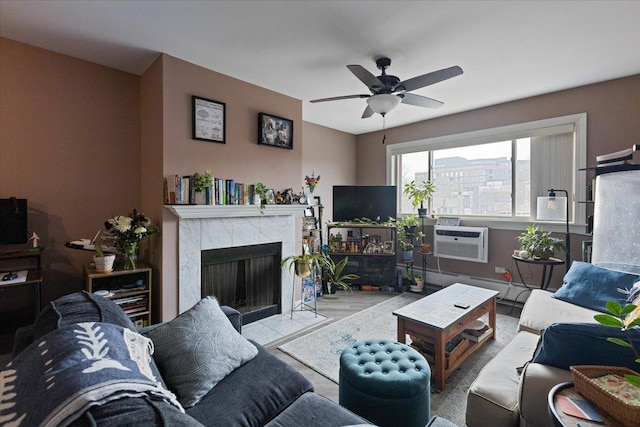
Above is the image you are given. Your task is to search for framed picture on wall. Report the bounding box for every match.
[192,96,226,143]
[258,112,293,149]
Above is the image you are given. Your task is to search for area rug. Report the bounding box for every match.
[278,292,520,426]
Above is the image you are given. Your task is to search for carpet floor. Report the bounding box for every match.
[278,292,520,426]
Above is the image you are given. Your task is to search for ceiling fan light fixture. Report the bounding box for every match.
[367,94,401,116]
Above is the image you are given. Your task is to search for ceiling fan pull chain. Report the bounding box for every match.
[382,116,387,144]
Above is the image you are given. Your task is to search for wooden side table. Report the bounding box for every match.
[0,249,43,318]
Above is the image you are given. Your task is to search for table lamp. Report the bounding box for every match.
[536,189,571,272]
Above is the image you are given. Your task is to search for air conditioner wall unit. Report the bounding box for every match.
[434,225,489,263]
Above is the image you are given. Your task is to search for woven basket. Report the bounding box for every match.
[570,365,640,427]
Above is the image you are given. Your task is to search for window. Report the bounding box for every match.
[386,113,587,227]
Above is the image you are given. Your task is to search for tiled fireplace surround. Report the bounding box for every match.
[167,205,307,314]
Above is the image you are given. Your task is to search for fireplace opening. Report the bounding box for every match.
[201,242,281,324]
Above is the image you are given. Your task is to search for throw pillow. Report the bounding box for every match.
[532,322,640,370]
[552,261,639,312]
[144,296,258,408]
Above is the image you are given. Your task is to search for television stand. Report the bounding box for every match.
[326,223,397,289]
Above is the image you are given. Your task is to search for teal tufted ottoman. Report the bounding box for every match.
[339,338,431,427]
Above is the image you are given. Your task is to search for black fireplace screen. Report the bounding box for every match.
[201,242,282,324]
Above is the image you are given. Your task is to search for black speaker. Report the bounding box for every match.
[0,198,28,245]
[586,215,594,235]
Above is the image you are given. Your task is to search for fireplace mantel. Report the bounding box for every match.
[166,204,308,219]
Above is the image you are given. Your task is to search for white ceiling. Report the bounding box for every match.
[2,1,640,135]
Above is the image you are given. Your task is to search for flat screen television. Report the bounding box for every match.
[0,198,28,245]
[333,186,397,222]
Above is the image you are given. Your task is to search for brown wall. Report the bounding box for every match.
[355,74,640,289]
[302,121,358,227]
[0,38,141,302]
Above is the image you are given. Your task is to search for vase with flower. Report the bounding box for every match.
[304,171,320,206]
[105,209,159,270]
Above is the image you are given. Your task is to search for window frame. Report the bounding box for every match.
[386,113,587,232]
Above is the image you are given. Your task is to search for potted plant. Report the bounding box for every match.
[254,182,268,213]
[281,251,321,278]
[192,169,213,204]
[407,271,424,292]
[319,252,359,295]
[517,224,566,260]
[93,242,116,273]
[403,180,435,217]
[396,215,424,261]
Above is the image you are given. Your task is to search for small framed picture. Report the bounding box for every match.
[265,189,276,205]
[192,95,226,143]
[302,278,315,304]
[383,240,395,254]
[258,112,293,149]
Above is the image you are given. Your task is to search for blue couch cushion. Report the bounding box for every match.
[532,322,640,370]
[144,297,258,408]
[552,262,639,312]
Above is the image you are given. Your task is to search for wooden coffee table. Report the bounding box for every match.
[393,283,499,391]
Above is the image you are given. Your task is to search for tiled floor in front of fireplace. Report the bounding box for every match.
[242,309,330,346]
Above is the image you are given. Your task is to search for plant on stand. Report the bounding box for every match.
[319,252,359,296]
[516,224,566,260]
[396,215,424,261]
[105,209,159,270]
[403,180,435,218]
[281,251,321,279]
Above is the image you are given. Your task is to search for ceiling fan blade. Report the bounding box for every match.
[398,66,463,92]
[401,93,444,109]
[310,94,370,103]
[361,105,374,118]
[347,65,385,91]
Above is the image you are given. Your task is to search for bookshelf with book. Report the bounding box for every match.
[83,263,152,328]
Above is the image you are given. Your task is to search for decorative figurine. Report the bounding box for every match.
[29,232,42,251]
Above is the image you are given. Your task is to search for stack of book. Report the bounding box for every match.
[114,295,148,317]
[462,320,493,343]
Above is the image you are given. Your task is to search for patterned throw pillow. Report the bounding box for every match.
[144,296,258,408]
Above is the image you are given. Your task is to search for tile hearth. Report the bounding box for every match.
[242,311,329,346]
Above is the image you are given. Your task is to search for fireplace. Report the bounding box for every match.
[201,242,282,324]
[166,204,306,316]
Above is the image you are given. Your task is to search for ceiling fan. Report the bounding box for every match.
[310,57,463,118]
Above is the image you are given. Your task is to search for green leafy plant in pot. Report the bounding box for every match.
[281,252,321,279]
[396,215,424,261]
[516,224,566,260]
[594,300,640,387]
[407,271,424,292]
[93,242,116,273]
[254,182,268,214]
[192,169,213,204]
[403,180,435,217]
[319,252,359,294]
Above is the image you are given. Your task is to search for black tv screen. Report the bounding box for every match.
[0,198,28,245]
[333,186,397,222]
